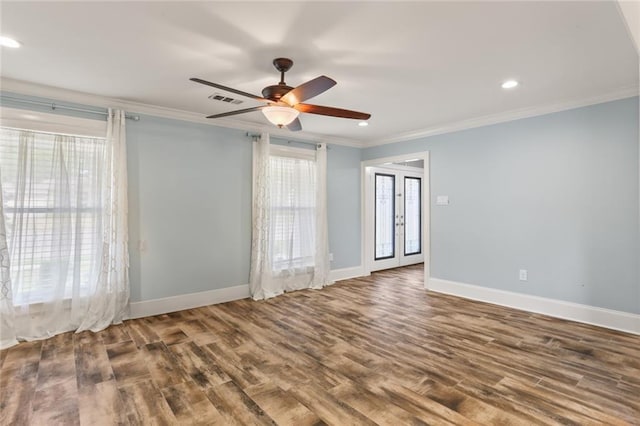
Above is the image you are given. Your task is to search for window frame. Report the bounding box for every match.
[0,107,107,138]
[253,143,318,273]
[269,144,316,161]
[0,112,108,305]
[403,176,422,256]
[374,172,396,261]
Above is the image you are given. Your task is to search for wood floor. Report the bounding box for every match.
[1,264,639,425]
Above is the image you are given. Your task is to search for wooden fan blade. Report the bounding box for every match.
[206,106,265,119]
[294,103,371,120]
[281,76,336,106]
[190,78,269,102]
[286,117,302,132]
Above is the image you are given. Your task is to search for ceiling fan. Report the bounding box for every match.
[190,58,371,131]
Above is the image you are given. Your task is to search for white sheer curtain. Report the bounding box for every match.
[313,143,331,287]
[78,109,129,332]
[0,109,129,347]
[0,177,17,349]
[249,133,273,299]
[249,133,332,300]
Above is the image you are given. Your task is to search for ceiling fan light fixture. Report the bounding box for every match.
[262,106,299,127]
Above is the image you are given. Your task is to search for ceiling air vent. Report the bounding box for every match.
[208,93,243,105]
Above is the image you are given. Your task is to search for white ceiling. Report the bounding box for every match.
[1,1,638,147]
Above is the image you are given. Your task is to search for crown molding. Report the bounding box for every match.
[2,77,636,150]
[0,78,367,148]
[369,86,639,147]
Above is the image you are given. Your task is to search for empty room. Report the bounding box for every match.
[0,1,639,425]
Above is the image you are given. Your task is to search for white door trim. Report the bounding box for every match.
[361,152,430,288]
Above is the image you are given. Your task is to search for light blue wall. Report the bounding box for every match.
[364,97,640,314]
[326,144,362,269]
[126,116,253,302]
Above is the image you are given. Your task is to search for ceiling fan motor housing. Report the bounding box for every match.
[262,84,294,101]
[263,57,295,101]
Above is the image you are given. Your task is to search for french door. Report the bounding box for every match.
[370,167,423,271]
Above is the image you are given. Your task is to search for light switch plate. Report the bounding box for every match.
[436,195,449,205]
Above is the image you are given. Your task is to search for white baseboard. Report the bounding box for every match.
[129,284,250,319]
[428,277,640,335]
[329,265,365,283]
[129,265,367,319]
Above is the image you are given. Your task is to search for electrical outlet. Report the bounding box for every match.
[519,269,528,281]
[329,253,334,261]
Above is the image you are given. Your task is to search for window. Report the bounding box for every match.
[1,107,129,346]
[249,136,330,300]
[404,176,421,255]
[268,147,317,272]
[375,173,395,260]
[0,127,106,304]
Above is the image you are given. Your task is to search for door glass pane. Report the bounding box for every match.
[375,173,395,260]
[404,177,421,255]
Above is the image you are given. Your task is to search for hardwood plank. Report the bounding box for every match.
[31,376,80,425]
[367,380,479,425]
[287,383,379,426]
[2,339,42,371]
[201,341,267,389]
[142,341,188,388]
[157,326,191,346]
[99,323,131,346]
[204,380,277,425]
[74,341,114,388]
[77,380,128,426]
[106,341,152,385]
[328,381,426,425]
[245,382,323,426]
[37,335,76,391]
[169,341,231,388]
[119,379,177,425]
[0,363,39,425]
[495,376,630,425]
[126,317,161,348]
[161,381,225,425]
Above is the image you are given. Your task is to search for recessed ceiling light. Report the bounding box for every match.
[501,80,519,89]
[0,36,21,48]
[358,121,368,127]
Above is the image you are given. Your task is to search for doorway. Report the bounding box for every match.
[369,166,423,271]
[362,153,430,284]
